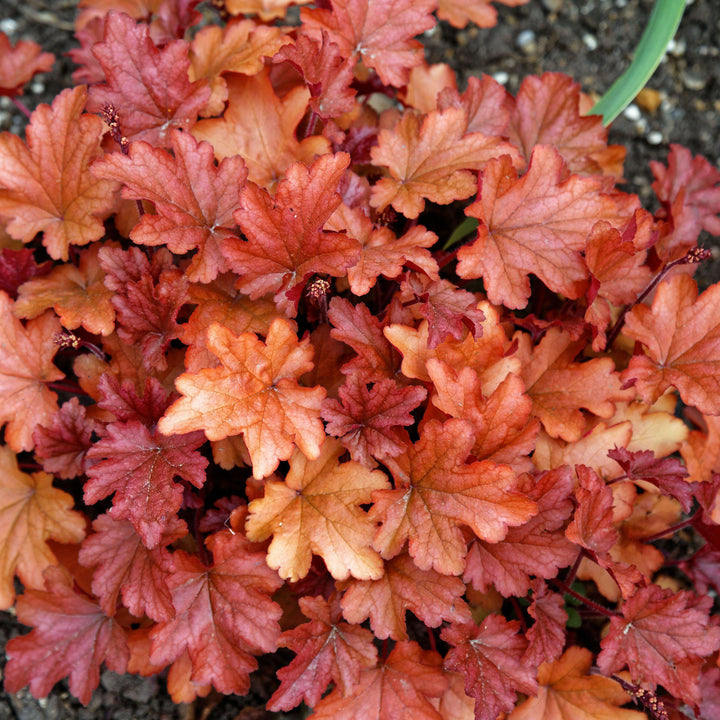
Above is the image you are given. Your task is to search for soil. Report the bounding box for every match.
[0,0,719,718]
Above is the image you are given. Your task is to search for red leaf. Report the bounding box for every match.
[597,584,720,705]
[507,73,625,178]
[524,580,568,667]
[621,273,720,415]
[149,530,283,696]
[33,398,98,479]
[0,248,43,298]
[328,296,400,382]
[322,374,427,466]
[268,594,377,711]
[456,146,636,309]
[651,144,720,256]
[79,513,184,621]
[86,12,210,146]
[442,616,539,720]
[91,129,248,283]
[4,566,129,706]
[85,419,207,548]
[340,553,472,640]
[311,640,448,719]
[566,465,618,555]
[608,446,693,513]
[302,0,436,87]
[226,153,360,315]
[463,467,576,597]
[0,31,53,97]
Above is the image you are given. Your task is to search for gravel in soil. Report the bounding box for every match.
[0,0,719,718]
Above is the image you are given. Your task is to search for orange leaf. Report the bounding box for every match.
[192,69,330,190]
[0,292,64,452]
[0,86,118,260]
[159,318,326,479]
[370,107,522,218]
[0,31,54,97]
[622,273,720,414]
[14,244,115,336]
[370,418,537,576]
[508,646,645,720]
[457,146,636,308]
[0,446,86,608]
[518,328,633,442]
[245,438,389,581]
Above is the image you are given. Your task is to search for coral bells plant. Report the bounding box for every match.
[3,0,720,717]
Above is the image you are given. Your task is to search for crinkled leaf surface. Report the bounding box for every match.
[159,318,326,479]
[246,438,389,581]
[0,86,118,260]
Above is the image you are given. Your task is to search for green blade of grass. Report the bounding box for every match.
[590,0,686,126]
[443,217,478,250]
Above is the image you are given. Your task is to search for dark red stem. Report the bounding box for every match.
[552,578,620,618]
[10,96,32,120]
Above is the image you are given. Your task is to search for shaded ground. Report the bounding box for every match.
[0,0,719,718]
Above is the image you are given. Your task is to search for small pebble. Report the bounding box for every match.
[582,34,598,50]
[492,71,510,85]
[541,0,565,11]
[516,29,537,55]
[634,118,648,134]
[666,38,686,57]
[615,0,628,6]
[622,104,641,122]
[31,80,45,94]
[682,71,707,91]
[647,131,664,145]
[0,18,19,35]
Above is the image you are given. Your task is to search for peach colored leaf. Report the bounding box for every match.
[457,146,637,309]
[0,446,86,609]
[621,273,720,414]
[0,292,64,452]
[149,530,283,695]
[311,641,448,720]
[159,318,326,479]
[245,438,389,581]
[225,0,311,21]
[0,86,118,261]
[0,32,53,97]
[437,73,511,137]
[14,245,115,336]
[302,0,436,87]
[370,418,537,576]
[442,616,538,720]
[268,594,377,711]
[370,107,522,218]
[340,553,472,640]
[437,0,529,29]
[226,153,360,314]
[518,328,632,442]
[192,69,330,189]
[508,646,646,720]
[4,566,129,706]
[189,18,290,116]
[86,12,210,146]
[91,129,248,283]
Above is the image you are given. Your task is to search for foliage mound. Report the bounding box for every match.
[2,1,720,718]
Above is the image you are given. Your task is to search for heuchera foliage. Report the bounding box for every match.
[3,0,720,717]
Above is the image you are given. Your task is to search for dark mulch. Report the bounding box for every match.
[0,1,718,718]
